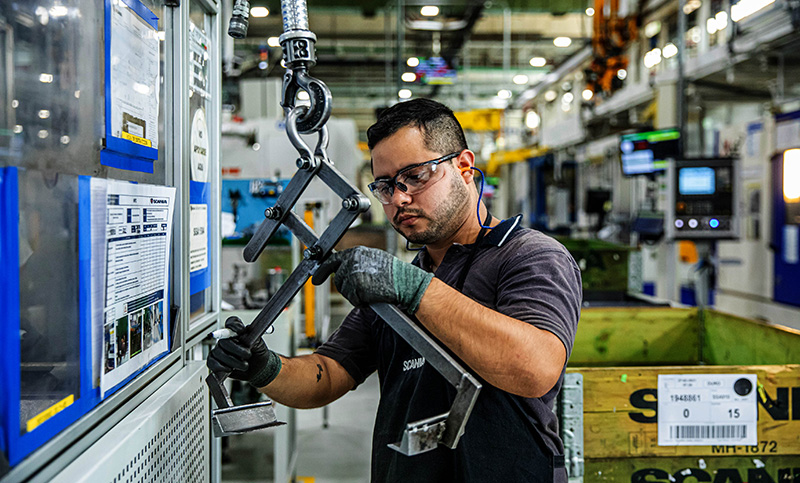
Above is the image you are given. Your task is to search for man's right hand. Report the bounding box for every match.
[207,316,282,388]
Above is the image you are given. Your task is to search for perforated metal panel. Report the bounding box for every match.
[51,362,210,483]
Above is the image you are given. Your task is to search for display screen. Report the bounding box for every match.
[620,129,681,176]
[415,57,457,85]
[679,167,716,195]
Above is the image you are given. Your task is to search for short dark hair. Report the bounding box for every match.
[367,99,468,155]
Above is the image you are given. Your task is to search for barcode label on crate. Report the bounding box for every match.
[669,425,748,440]
[658,374,757,446]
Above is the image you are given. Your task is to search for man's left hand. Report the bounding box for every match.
[311,246,433,314]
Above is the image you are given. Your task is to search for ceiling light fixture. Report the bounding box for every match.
[706,17,718,34]
[267,37,280,47]
[513,74,529,85]
[50,5,69,17]
[407,57,420,67]
[586,7,595,16]
[643,48,662,68]
[683,0,702,14]
[401,72,417,82]
[554,37,572,48]
[497,89,512,99]
[398,89,412,99]
[420,6,439,16]
[529,57,547,67]
[525,111,540,129]
[250,6,269,17]
[715,11,729,29]
[582,89,594,100]
[644,21,661,38]
[544,90,558,102]
[731,0,774,22]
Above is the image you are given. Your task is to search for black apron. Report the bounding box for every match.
[370,214,566,482]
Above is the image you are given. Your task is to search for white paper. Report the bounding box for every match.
[658,374,757,446]
[190,109,209,182]
[189,22,210,99]
[746,122,762,158]
[190,203,208,272]
[99,181,175,396]
[110,0,160,148]
[784,225,799,264]
[776,118,800,152]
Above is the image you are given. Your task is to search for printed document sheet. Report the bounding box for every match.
[96,180,175,396]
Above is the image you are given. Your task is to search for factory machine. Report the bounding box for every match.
[1,0,225,480]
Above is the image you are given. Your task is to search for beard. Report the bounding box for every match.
[392,169,471,245]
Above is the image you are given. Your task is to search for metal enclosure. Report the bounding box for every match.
[665,158,740,240]
[50,362,210,483]
[1,0,223,479]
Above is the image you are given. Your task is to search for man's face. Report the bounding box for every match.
[371,126,471,245]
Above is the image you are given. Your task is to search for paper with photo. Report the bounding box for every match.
[96,179,175,396]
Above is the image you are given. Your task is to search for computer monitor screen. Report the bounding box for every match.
[414,57,457,85]
[679,167,716,195]
[620,128,681,176]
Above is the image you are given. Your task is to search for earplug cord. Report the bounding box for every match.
[467,166,494,229]
[406,164,493,251]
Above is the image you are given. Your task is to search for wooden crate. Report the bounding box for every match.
[584,455,800,482]
[568,308,800,478]
[575,364,800,458]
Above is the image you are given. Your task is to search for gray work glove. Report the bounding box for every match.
[311,246,434,314]
[207,316,282,388]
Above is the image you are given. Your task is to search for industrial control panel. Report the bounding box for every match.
[666,158,739,240]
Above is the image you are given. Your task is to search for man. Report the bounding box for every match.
[208,98,582,482]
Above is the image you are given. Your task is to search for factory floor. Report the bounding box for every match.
[221,372,379,483]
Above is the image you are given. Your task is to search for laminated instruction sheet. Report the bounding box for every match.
[93,180,175,396]
[109,0,160,149]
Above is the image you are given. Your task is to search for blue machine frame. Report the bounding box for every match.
[771,150,800,307]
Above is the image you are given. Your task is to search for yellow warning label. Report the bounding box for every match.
[121,131,152,147]
[296,478,316,483]
[26,394,74,432]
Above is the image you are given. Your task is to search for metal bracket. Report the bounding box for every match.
[372,304,482,455]
[559,372,584,481]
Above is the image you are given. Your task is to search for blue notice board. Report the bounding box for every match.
[101,0,160,173]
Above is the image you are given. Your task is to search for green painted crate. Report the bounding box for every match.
[567,308,800,482]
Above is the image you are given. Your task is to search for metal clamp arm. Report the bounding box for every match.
[212,0,483,451]
[372,304,482,455]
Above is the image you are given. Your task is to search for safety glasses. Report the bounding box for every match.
[368,152,460,204]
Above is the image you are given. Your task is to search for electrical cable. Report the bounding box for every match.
[469,166,494,230]
[405,164,493,251]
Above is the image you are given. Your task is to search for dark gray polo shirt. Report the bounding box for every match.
[316,214,582,482]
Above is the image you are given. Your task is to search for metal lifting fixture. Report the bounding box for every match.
[207,0,482,456]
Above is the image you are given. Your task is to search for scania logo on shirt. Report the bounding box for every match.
[403,357,425,372]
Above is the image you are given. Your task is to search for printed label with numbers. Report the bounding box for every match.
[658,374,757,446]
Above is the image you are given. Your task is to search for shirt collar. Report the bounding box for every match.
[483,214,523,247]
[413,213,524,268]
